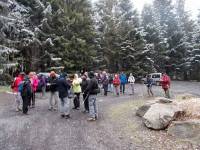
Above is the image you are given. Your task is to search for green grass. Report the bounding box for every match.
[0,86,11,93]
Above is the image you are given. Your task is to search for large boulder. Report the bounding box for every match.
[136,100,157,117]
[168,120,200,144]
[143,103,183,130]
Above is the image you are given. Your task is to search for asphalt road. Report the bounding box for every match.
[0,81,199,150]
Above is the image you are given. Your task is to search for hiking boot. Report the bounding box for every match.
[48,107,53,111]
[61,114,65,118]
[87,117,96,121]
[65,115,70,119]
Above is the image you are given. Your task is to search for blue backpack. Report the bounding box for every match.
[18,82,24,94]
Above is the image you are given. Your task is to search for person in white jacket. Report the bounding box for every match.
[128,73,135,95]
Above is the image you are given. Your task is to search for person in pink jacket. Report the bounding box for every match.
[29,72,38,108]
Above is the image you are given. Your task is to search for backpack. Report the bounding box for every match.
[113,78,120,86]
[20,81,32,97]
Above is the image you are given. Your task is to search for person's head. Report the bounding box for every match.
[114,74,118,78]
[19,72,25,80]
[147,75,151,78]
[88,71,95,79]
[29,72,34,78]
[50,71,56,78]
[130,73,132,76]
[74,74,78,79]
[82,74,87,80]
[24,75,30,82]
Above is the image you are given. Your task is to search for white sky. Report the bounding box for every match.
[92,0,200,19]
[133,0,200,18]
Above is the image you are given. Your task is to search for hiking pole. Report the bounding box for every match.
[82,93,89,105]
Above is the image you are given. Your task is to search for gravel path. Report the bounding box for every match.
[0,81,199,150]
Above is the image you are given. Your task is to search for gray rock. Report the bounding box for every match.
[136,100,157,117]
[158,98,173,103]
[143,103,183,130]
[136,104,151,117]
[168,120,200,144]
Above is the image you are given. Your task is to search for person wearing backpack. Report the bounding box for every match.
[84,71,99,121]
[11,72,25,112]
[19,76,32,115]
[161,73,171,98]
[113,74,120,96]
[57,73,71,119]
[128,73,135,95]
[120,72,127,94]
[49,71,58,111]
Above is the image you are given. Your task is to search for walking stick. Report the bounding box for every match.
[82,93,89,105]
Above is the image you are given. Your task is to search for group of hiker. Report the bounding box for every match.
[11,70,171,121]
[11,71,99,121]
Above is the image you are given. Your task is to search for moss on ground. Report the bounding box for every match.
[0,86,11,93]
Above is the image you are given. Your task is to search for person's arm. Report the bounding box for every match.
[133,77,135,83]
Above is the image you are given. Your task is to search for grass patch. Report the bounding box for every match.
[0,86,11,93]
[108,100,146,144]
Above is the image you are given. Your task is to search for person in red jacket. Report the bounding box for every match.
[11,72,25,112]
[113,74,120,96]
[161,73,171,98]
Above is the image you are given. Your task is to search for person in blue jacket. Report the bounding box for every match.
[56,73,71,119]
[119,72,127,94]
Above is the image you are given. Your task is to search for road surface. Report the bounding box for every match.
[0,81,199,150]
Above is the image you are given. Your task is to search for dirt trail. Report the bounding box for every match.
[0,82,200,150]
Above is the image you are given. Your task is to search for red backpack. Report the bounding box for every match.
[113,77,120,86]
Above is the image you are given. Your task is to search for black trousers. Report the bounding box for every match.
[22,96,30,114]
[74,93,80,108]
[103,84,108,96]
[83,93,89,111]
[29,92,35,106]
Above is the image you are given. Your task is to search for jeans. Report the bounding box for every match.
[108,84,113,92]
[103,84,108,96]
[59,97,70,115]
[49,92,58,109]
[15,92,22,110]
[130,84,134,95]
[114,86,120,96]
[89,95,98,118]
[42,86,46,97]
[120,83,126,93]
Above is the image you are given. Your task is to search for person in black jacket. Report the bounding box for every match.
[49,71,58,111]
[81,74,89,112]
[19,76,32,115]
[84,71,99,121]
[57,73,71,119]
[101,71,109,96]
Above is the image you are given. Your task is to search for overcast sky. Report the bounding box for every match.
[134,0,200,18]
[92,0,200,19]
